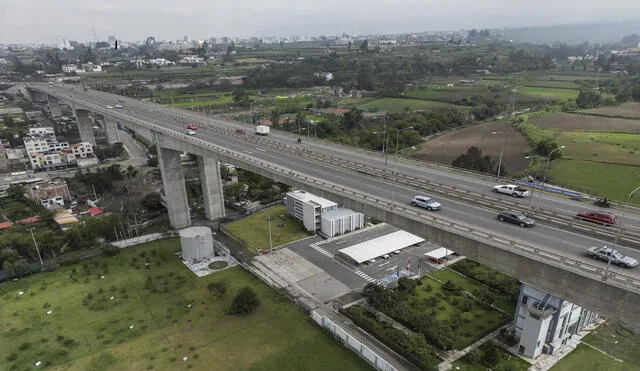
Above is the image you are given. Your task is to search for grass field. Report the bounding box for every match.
[411,271,509,348]
[580,322,640,366]
[518,87,580,100]
[552,131,640,166]
[358,98,458,113]
[223,205,311,253]
[453,342,529,371]
[581,102,640,119]
[550,344,635,371]
[528,113,640,132]
[550,159,640,201]
[0,238,371,371]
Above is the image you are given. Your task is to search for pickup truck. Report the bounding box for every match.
[492,184,531,198]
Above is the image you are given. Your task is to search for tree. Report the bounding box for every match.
[451,146,496,174]
[575,90,603,108]
[142,192,164,212]
[228,286,260,314]
[482,345,501,368]
[232,87,251,107]
[632,85,640,102]
[147,157,159,167]
[207,281,228,300]
[535,137,561,159]
[359,40,369,53]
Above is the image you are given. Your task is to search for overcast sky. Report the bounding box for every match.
[1,0,639,44]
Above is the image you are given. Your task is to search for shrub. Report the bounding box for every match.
[6,352,18,362]
[228,286,260,315]
[102,244,120,256]
[482,345,501,368]
[18,342,30,350]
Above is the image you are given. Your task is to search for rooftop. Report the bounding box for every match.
[287,190,337,209]
[321,208,360,220]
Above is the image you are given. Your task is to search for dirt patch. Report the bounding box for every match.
[580,102,640,119]
[528,112,640,132]
[414,122,532,175]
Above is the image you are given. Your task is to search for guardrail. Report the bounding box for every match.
[35,86,640,245]
[33,87,640,289]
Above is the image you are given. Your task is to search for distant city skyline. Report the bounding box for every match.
[1,0,640,44]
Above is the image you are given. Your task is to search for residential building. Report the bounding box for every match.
[25,111,44,119]
[514,283,600,359]
[29,127,55,136]
[320,208,364,237]
[62,64,79,73]
[27,178,71,208]
[28,150,75,170]
[285,190,338,232]
[70,142,93,158]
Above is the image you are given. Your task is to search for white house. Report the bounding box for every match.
[285,190,338,232]
[514,283,599,359]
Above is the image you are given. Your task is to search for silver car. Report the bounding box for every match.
[586,246,638,268]
[411,195,441,211]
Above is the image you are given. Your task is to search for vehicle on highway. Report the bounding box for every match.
[497,210,535,227]
[187,124,198,130]
[411,195,441,211]
[255,125,270,136]
[576,211,616,225]
[593,198,612,208]
[115,104,123,108]
[235,129,245,134]
[186,130,196,135]
[493,184,531,198]
[586,246,638,268]
[106,105,114,109]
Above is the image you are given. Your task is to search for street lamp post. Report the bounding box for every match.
[541,146,566,199]
[28,229,44,267]
[604,185,640,279]
[372,130,389,171]
[392,146,416,202]
[524,156,539,216]
[267,216,273,254]
[492,131,506,180]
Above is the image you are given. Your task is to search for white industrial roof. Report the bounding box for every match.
[425,247,455,259]
[338,230,425,264]
[287,190,337,209]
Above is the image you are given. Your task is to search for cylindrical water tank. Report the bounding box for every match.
[179,226,214,261]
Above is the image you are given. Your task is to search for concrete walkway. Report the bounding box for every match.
[437,324,511,371]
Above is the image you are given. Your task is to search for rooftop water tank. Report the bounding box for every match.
[179,226,214,261]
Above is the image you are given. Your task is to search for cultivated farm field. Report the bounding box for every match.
[528,113,640,132]
[580,102,640,119]
[415,122,533,175]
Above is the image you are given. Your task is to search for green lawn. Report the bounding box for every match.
[518,87,580,100]
[0,238,371,371]
[223,205,311,253]
[550,344,634,371]
[409,273,509,348]
[580,322,640,365]
[358,98,459,113]
[430,269,516,315]
[553,131,640,167]
[550,159,640,203]
[453,343,530,371]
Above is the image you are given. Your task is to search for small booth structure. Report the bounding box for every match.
[425,247,456,265]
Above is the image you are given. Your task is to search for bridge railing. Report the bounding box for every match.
[37,88,640,292]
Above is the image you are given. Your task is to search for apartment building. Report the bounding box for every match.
[514,283,600,359]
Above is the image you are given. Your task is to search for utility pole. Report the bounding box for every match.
[29,229,44,267]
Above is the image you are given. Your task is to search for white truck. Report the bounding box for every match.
[492,184,531,198]
[255,125,270,136]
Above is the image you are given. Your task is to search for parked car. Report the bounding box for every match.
[586,246,638,268]
[235,129,246,134]
[106,105,114,109]
[186,130,196,135]
[576,211,617,225]
[411,195,441,211]
[493,184,531,198]
[497,211,535,227]
[187,124,198,130]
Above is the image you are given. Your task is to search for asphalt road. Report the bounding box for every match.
[33,84,640,276]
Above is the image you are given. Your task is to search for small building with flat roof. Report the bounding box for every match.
[320,208,364,237]
[285,190,338,232]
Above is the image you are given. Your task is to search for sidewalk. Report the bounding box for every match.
[437,324,511,371]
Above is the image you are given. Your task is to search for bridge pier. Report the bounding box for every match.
[158,146,191,229]
[74,109,96,146]
[103,117,120,145]
[198,156,226,221]
[47,95,63,117]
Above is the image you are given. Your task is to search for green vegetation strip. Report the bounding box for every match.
[0,238,371,371]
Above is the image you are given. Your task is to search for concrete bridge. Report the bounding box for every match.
[20,83,640,331]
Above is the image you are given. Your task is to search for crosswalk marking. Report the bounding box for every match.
[309,242,335,258]
[354,270,377,283]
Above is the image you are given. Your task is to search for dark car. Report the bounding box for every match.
[576,211,616,225]
[235,129,245,134]
[497,211,535,227]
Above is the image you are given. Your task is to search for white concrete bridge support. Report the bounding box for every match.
[158,146,191,229]
[104,117,120,145]
[74,109,96,146]
[47,95,63,117]
[198,156,226,221]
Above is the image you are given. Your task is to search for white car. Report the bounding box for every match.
[115,104,123,108]
[493,184,531,198]
[106,105,114,109]
[186,130,196,135]
[411,195,442,211]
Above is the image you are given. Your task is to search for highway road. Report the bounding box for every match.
[61,84,640,228]
[32,84,640,275]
